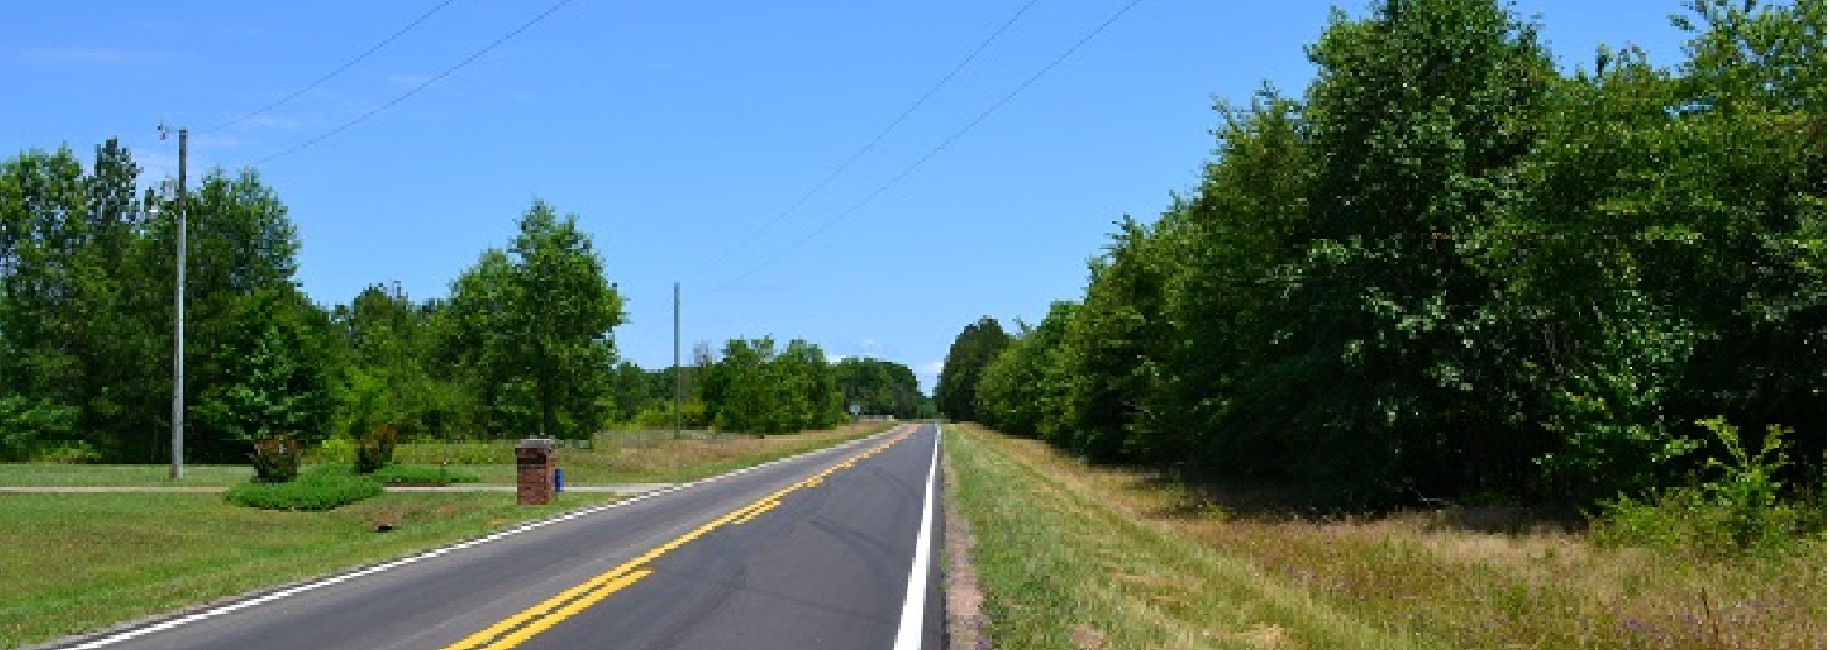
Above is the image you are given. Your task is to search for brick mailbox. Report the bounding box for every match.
[515,439,556,506]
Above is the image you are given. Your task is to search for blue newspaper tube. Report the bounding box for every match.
[554,467,564,493]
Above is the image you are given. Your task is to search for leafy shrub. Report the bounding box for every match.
[366,464,480,484]
[250,434,304,482]
[314,436,357,464]
[224,466,381,511]
[0,395,76,462]
[1593,417,1811,556]
[355,424,397,474]
[34,440,103,464]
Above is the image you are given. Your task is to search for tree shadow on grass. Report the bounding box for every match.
[1128,465,1586,535]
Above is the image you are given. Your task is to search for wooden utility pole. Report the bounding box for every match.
[673,281,682,439]
[161,124,187,480]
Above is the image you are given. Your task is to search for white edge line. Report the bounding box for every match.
[891,424,942,650]
[46,425,908,650]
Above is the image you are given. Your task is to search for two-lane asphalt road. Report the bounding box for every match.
[45,424,945,650]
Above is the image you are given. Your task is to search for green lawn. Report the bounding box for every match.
[0,464,253,486]
[0,491,613,649]
[0,422,893,649]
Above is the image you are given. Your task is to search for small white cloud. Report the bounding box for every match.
[918,361,945,375]
[859,338,878,347]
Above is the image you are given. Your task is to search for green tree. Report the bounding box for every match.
[195,289,336,460]
[1478,0,1826,496]
[440,201,625,440]
[332,283,462,441]
[834,357,923,418]
[1156,90,1314,478]
[935,317,1009,421]
[1249,0,1556,497]
[699,337,844,434]
[1051,216,1178,462]
[976,301,1077,439]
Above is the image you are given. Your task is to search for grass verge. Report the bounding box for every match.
[0,491,611,649]
[0,422,891,488]
[948,423,1826,650]
[0,422,894,649]
[946,423,1435,650]
[0,464,252,487]
[364,421,894,485]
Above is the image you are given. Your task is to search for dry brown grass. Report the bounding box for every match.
[961,424,1826,650]
[399,422,889,484]
[589,422,884,479]
[947,424,1427,650]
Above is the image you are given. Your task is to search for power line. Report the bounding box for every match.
[714,0,1147,292]
[206,0,461,134]
[249,0,584,167]
[687,0,1043,281]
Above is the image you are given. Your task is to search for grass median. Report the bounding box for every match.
[946,423,1825,650]
[0,422,893,649]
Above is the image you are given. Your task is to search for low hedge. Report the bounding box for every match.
[224,466,382,511]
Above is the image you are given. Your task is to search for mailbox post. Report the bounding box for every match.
[516,439,556,505]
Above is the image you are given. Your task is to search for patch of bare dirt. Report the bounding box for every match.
[945,464,993,650]
[1070,624,1109,649]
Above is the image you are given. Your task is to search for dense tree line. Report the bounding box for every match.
[957,0,1823,505]
[0,146,880,461]
[834,357,934,419]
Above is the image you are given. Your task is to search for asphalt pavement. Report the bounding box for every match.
[38,424,946,650]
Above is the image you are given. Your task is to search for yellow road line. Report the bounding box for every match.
[433,426,916,650]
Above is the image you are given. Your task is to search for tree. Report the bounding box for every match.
[1242,0,1557,497]
[0,147,311,462]
[440,201,625,439]
[976,301,1077,438]
[1478,0,1827,496]
[1055,216,1178,462]
[699,337,844,434]
[333,283,463,441]
[834,357,924,418]
[934,317,1009,421]
[195,289,336,460]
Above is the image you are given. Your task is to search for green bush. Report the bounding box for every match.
[355,424,397,474]
[314,436,357,464]
[33,440,102,464]
[224,466,381,511]
[366,464,480,484]
[0,395,76,462]
[249,434,304,482]
[1592,417,1814,557]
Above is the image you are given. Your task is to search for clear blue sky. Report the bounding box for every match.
[5,0,1693,393]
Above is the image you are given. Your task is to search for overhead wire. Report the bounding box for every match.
[248,0,585,167]
[712,0,1147,292]
[686,0,1044,282]
[205,0,461,134]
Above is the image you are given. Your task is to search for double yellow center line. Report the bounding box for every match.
[436,427,915,650]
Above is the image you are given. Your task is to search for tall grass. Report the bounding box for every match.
[950,424,1826,650]
[307,422,889,484]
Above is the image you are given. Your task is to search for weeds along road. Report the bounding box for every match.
[43,424,945,650]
